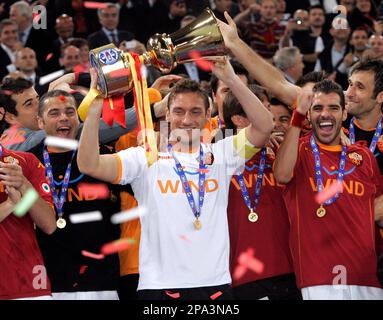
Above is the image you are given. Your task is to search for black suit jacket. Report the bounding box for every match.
[87,30,134,50]
[0,45,13,81]
[172,63,211,82]
[25,28,56,75]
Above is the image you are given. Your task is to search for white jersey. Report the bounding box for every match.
[115,131,259,290]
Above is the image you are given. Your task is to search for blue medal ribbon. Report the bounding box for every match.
[43,147,75,218]
[310,135,346,205]
[349,116,382,153]
[236,148,267,213]
[168,144,206,222]
[0,144,2,159]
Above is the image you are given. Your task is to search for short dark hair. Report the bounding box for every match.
[223,84,268,130]
[312,79,345,109]
[270,97,292,115]
[0,19,17,35]
[210,60,249,94]
[350,59,383,99]
[308,4,325,13]
[296,71,327,88]
[168,79,210,111]
[38,90,77,117]
[0,77,33,116]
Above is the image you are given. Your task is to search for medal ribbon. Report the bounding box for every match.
[349,116,382,153]
[236,148,267,212]
[310,135,346,205]
[43,148,75,217]
[168,144,206,219]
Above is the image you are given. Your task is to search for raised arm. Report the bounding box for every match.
[212,59,273,147]
[77,69,120,183]
[274,88,312,184]
[218,12,301,106]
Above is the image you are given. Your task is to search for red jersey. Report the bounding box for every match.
[0,148,53,299]
[283,135,383,289]
[228,150,294,287]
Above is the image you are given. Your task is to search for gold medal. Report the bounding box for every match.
[248,210,258,222]
[316,205,326,218]
[194,218,202,230]
[56,218,67,229]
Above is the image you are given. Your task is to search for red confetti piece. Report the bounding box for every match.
[79,265,88,274]
[81,250,105,260]
[233,264,247,280]
[2,90,13,95]
[210,291,223,300]
[315,181,343,205]
[179,235,191,242]
[83,1,108,9]
[73,282,78,287]
[198,168,210,173]
[58,95,66,102]
[78,183,110,200]
[189,51,214,72]
[165,291,180,299]
[101,238,133,255]
[45,53,53,61]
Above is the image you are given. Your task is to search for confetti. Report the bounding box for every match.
[13,188,39,217]
[79,265,88,274]
[140,65,148,79]
[233,264,247,280]
[81,250,105,260]
[238,248,264,274]
[147,88,162,104]
[101,238,135,255]
[189,50,214,72]
[165,291,180,299]
[44,136,79,150]
[179,235,191,242]
[210,291,223,300]
[39,69,65,86]
[69,211,103,224]
[78,183,110,199]
[315,181,343,205]
[110,207,147,224]
[83,1,108,9]
[45,53,53,61]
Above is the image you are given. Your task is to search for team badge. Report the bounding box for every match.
[41,182,51,194]
[4,156,19,164]
[348,152,363,166]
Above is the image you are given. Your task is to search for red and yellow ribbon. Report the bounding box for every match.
[126,52,158,166]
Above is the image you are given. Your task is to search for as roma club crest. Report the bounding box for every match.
[3,156,19,165]
[348,152,363,166]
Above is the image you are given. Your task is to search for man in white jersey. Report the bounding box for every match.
[77,62,273,300]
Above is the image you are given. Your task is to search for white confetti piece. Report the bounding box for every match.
[69,211,103,224]
[39,69,65,86]
[44,136,78,150]
[110,207,147,224]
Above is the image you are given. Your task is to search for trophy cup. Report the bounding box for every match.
[88,8,227,98]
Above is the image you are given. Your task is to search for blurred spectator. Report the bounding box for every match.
[275,0,290,26]
[363,33,383,59]
[14,47,47,95]
[349,0,378,32]
[273,46,304,84]
[233,0,260,24]
[59,44,80,73]
[87,3,134,50]
[239,0,285,61]
[345,27,369,64]
[68,38,90,73]
[316,19,351,89]
[0,19,21,81]
[281,6,328,73]
[9,1,55,75]
[213,0,234,21]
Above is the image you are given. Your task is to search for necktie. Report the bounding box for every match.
[110,32,118,45]
[19,31,25,44]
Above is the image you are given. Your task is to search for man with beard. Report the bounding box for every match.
[274,80,383,299]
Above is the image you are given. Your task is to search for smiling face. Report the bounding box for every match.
[38,96,79,139]
[8,87,39,130]
[308,92,347,145]
[270,104,291,137]
[166,92,210,147]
